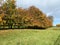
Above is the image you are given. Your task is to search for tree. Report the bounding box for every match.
[1,0,16,15]
[0,0,53,29]
[48,16,53,22]
[1,0,16,28]
[26,6,53,28]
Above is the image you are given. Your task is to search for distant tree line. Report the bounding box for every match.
[0,0,53,29]
[56,24,60,27]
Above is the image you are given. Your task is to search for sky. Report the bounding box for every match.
[16,0,60,26]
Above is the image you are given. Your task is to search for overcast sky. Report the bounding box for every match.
[16,0,60,26]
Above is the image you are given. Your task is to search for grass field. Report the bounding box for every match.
[0,27,60,45]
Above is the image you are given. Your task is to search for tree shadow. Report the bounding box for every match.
[54,35,60,45]
[25,26,46,29]
[0,26,46,30]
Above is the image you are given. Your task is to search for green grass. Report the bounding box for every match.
[0,28,60,45]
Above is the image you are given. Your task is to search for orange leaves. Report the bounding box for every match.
[0,0,53,29]
[0,17,2,22]
[0,13,5,22]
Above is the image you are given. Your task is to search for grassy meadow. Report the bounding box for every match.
[0,27,60,45]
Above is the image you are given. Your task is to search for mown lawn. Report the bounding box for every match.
[0,29,60,45]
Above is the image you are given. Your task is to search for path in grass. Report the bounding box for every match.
[0,29,60,45]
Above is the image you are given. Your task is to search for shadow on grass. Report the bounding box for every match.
[0,28,46,30]
[0,26,47,30]
[54,35,60,45]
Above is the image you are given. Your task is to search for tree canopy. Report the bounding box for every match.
[0,0,53,29]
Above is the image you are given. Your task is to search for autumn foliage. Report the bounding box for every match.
[0,0,53,29]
